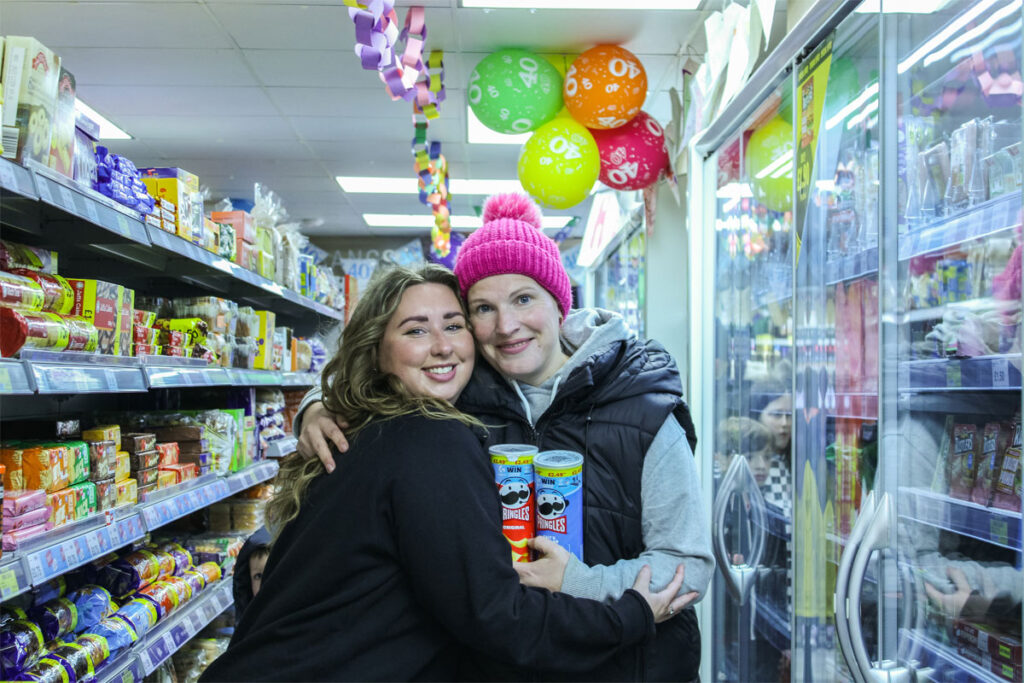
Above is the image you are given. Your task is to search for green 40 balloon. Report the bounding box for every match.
[469,49,563,135]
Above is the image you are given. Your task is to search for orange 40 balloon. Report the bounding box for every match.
[564,45,647,130]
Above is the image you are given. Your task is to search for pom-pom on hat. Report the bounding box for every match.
[454,193,572,318]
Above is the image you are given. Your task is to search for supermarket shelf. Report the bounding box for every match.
[0,461,277,600]
[0,351,315,395]
[900,628,1009,683]
[825,247,879,285]
[899,193,1020,261]
[831,392,879,420]
[95,579,234,683]
[901,355,1022,392]
[0,156,39,199]
[903,297,1014,324]
[266,436,298,459]
[897,487,1021,552]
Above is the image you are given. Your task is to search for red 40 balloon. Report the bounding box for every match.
[590,111,669,191]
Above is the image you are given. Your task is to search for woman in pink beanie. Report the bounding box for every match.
[295,193,712,682]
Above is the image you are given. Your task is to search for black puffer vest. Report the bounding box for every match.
[457,335,700,682]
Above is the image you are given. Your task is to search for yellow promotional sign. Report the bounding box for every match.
[795,33,834,262]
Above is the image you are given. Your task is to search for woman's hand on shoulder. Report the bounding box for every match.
[296,401,349,474]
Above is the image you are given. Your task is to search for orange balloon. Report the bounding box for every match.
[564,45,647,130]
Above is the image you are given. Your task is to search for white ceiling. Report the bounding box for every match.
[1,0,717,242]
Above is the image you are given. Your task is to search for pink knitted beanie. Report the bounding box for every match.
[454,193,572,318]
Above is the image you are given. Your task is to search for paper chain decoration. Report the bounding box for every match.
[345,2,452,255]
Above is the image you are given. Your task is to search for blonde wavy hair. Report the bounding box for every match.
[266,264,483,538]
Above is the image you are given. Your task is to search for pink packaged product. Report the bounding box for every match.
[2,521,54,550]
[3,489,47,517]
[2,505,51,532]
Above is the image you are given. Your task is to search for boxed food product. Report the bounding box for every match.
[67,279,125,355]
[971,422,1011,506]
[156,470,177,490]
[62,440,90,485]
[48,67,76,177]
[25,445,70,492]
[120,288,135,357]
[83,425,121,447]
[70,481,97,519]
[153,426,204,442]
[135,466,159,488]
[992,417,1022,511]
[134,343,161,356]
[73,110,100,188]
[955,620,1022,666]
[133,309,156,328]
[958,645,1022,682]
[115,478,137,507]
[133,325,158,345]
[0,308,71,357]
[201,217,219,253]
[46,487,75,526]
[139,168,201,242]
[129,450,159,471]
[1,36,61,165]
[114,451,130,483]
[948,423,981,500]
[158,463,197,485]
[161,344,186,357]
[254,310,276,370]
[155,442,178,467]
[210,210,255,244]
[0,445,28,489]
[94,477,116,511]
[87,440,117,482]
[121,433,156,455]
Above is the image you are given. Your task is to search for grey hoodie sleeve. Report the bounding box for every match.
[293,386,325,437]
[560,414,715,602]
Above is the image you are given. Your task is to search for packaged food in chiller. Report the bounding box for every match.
[181,569,206,595]
[157,470,177,489]
[0,309,71,357]
[114,451,130,483]
[971,422,1011,505]
[46,642,95,682]
[115,598,158,638]
[27,597,78,642]
[96,549,160,597]
[128,449,159,471]
[134,466,159,488]
[62,441,90,486]
[133,343,161,356]
[31,577,68,606]
[7,269,74,314]
[0,620,46,678]
[154,318,208,344]
[24,445,70,493]
[2,505,50,532]
[46,488,76,526]
[155,542,193,575]
[947,423,982,500]
[82,425,120,448]
[70,633,110,672]
[0,446,27,490]
[0,271,45,311]
[115,478,137,506]
[992,416,1022,512]
[138,580,181,618]
[1,521,54,550]
[79,617,136,661]
[63,315,98,353]
[67,585,114,634]
[194,561,222,585]
[0,240,58,274]
[93,478,116,511]
[86,441,116,482]
[3,489,46,517]
[155,442,179,466]
[69,481,97,519]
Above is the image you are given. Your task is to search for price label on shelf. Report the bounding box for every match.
[141,635,172,673]
[170,624,190,647]
[0,567,21,600]
[121,668,138,683]
[0,367,13,394]
[105,369,119,390]
[118,515,144,542]
[992,358,1010,388]
[85,532,103,558]
[36,178,54,204]
[72,536,89,563]
[0,163,18,191]
[945,363,962,388]
[60,186,77,213]
[990,518,1009,546]
[84,200,100,224]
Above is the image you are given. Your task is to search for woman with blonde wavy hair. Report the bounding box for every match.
[201,264,692,682]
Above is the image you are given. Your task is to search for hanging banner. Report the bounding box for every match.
[794,32,834,260]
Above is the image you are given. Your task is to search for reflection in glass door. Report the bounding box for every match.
[710,85,794,683]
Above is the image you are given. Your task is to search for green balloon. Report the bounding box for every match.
[778,83,792,123]
[469,49,563,135]
[747,116,793,213]
[824,57,860,119]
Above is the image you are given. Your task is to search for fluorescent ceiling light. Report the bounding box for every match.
[897,0,997,74]
[467,107,531,145]
[923,0,1021,68]
[715,182,753,200]
[855,0,948,12]
[462,0,700,7]
[825,83,879,130]
[753,150,793,180]
[364,213,573,229]
[74,99,132,140]
[336,176,524,195]
[847,98,879,130]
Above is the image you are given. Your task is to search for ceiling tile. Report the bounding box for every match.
[266,87,411,118]
[1,2,234,48]
[289,116,461,143]
[55,48,256,86]
[138,139,319,163]
[116,116,296,141]
[75,86,277,118]
[208,4,350,49]
[243,50,361,87]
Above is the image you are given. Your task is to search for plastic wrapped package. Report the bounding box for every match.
[3,506,51,532]
[14,655,73,683]
[86,442,116,482]
[308,337,328,373]
[193,562,222,585]
[235,307,258,338]
[67,586,113,633]
[121,433,156,455]
[3,489,47,517]
[150,549,176,579]
[128,450,159,471]
[47,489,76,527]
[0,271,46,311]
[115,478,137,506]
[62,442,89,486]
[8,270,74,314]
[114,452,130,483]
[155,443,178,466]
[69,482,96,520]
[45,643,95,682]
[162,574,193,605]
[0,309,71,357]
[181,569,206,597]
[70,634,109,673]
[31,577,68,607]
[2,522,54,550]
[28,597,78,643]
[293,339,312,372]
[138,581,180,619]
[0,240,58,274]
[96,550,160,598]
[93,478,116,511]
[1,447,26,490]
[1,604,28,621]
[155,542,193,575]
[231,336,258,369]
[114,598,158,637]
[81,617,136,660]
[82,426,120,447]
[0,620,45,678]
[24,445,69,493]
[154,318,208,345]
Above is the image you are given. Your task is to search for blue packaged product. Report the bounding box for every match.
[28,598,78,643]
[67,586,113,633]
[82,617,136,660]
[14,655,74,683]
[32,577,68,607]
[533,450,584,561]
[0,620,45,678]
[113,598,158,638]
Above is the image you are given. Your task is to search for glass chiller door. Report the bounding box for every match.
[791,9,883,682]
[709,85,794,683]
[890,1,1023,681]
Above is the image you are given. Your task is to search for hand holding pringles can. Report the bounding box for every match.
[490,444,538,563]
[533,450,584,561]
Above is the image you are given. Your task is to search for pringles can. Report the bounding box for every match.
[490,444,538,562]
[533,450,584,560]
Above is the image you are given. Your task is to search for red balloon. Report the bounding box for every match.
[590,111,669,190]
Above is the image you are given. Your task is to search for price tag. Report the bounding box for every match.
[72,537,89,562]
[170,624,190,647]
[116,214,133,238]
[121,669,137,683]
[105,369,119,390]
[142,507,161,530]
[36,178,54,204]
[992,358,1010,388]
[0,366,13,394]
[189,611,205,631]
[62,540,80,565]
[990,518,1009,545]
[60,186,77,212]
[0,163,17,190]
[84,200,100,224]
[0,567,20,599]
[85,531,103,557]
[27,553,45,583]
[946,363,962,388]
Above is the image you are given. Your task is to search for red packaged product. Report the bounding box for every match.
[972,422,1011,505]
[992,418,1022,512]
[161,345,186,357]
[138,580,179,618]
[948,424,982,500]
[133,309,156,327]
[64,315,99,352]
[133,343,161,356]
[133,324,158,345]
[0,239,57,273]
[155,442,179,465]
[0,271,45,311]
[0,308,71,357]
[162,575,193,605]
[8,269,74,314]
